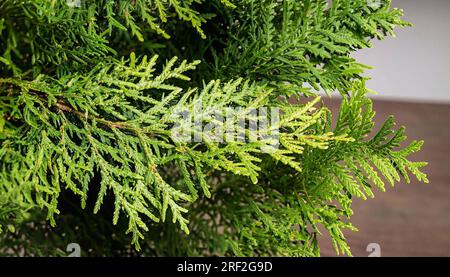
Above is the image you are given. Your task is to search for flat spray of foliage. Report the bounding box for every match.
[0,0,427,256]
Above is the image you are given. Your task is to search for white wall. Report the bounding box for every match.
[353,0,450,103]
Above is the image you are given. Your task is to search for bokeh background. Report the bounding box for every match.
[319,0,450,256]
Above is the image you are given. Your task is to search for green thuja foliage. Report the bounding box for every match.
[0,0,427,256]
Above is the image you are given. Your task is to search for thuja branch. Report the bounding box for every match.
[1,80,168,139]
[0,0,429,255]
[54,101,128,130]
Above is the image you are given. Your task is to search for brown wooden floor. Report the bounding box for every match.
[318,98,450,257]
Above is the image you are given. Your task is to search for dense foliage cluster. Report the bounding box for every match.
[0,0,427,256]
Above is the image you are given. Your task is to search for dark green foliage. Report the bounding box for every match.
[0,0,427,256]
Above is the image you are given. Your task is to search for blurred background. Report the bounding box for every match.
[319,0,450,256]
[355,0,450,103]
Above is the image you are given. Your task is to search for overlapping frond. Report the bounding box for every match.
[0,55,354,249]
[207,0,410,96]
